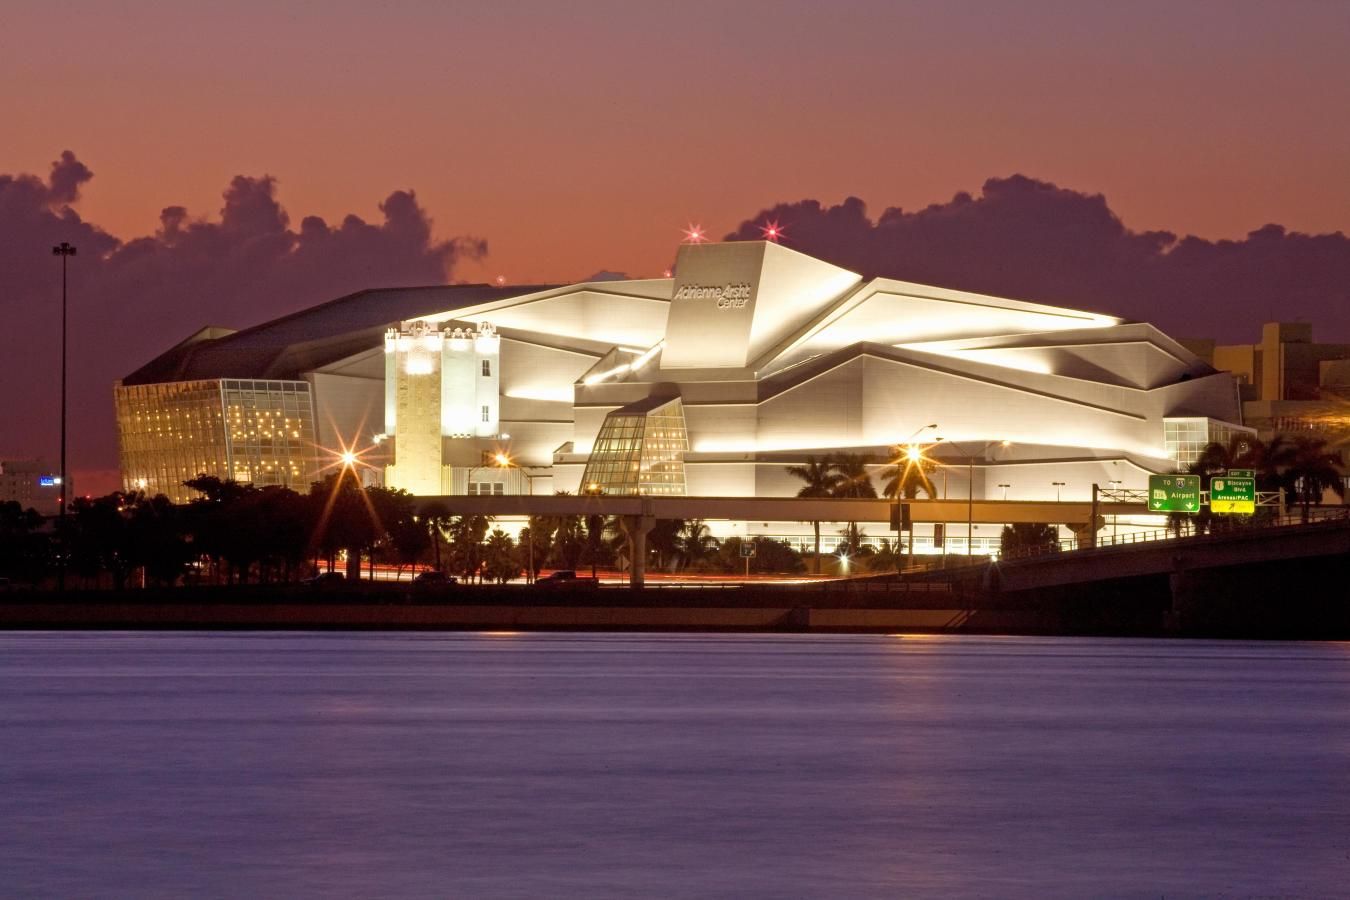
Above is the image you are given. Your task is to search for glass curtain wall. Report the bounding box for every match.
[580,397,688,495]
[116,378,318,503]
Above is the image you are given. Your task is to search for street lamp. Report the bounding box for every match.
[490,450,549,582]
[998,483,1011,500]
[934,434,1010,557]
[905,423,938,443]
[1052,481,1066,502]
[52,241,76,592]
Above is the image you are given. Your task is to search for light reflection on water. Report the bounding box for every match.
[2,632,1349,897]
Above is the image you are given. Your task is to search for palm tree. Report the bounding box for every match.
[830,453,876,560]
[1274,436,1345,522]
[675,519,719,571]
[881,446,937,500]
[829,453,877,498]
[542,491,585,570]
[785,455,842,574]
[419,500,453,572]
[646,518,686,572]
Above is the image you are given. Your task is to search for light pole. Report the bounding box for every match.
[935,435,1009,557]
[1052,481,1066,502]
[52,242,76,592]
[998,483,1011,500]
[491,451,543,582]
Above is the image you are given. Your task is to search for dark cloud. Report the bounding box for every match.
[1,152,486,492]
[726,175,1350,342]
[582,270,631,282]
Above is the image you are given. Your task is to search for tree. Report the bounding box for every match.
[482,529,522,584]
[829,453,877,498]
[785,455,842,574]
[830,453,876,560]
[384,514,432,579]
[751,537,805,574]
[580,512,614,578]
[836,521,867,556]
[1275,436,1345,522]
[447,515,491,583]
[868,537,903,573]
[881,447,937,500]
[542,493,586,571]
[125,493,193,586]
[67,493,135,589]
[419,500,454,572]
[0,501,50,585]
[520,516,554,581]
[674,519,719,571]
[646,518,686,572]
[1000,523,1059,558]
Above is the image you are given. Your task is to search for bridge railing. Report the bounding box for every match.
[1002,505,1350,562]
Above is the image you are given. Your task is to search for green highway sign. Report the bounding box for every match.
[1210,476,1256,514]
[1148,474,1202,513]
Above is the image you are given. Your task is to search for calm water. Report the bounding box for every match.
[3,632,1349,898]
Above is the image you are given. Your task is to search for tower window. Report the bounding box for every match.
[481,405,490,422]
[481,360,491,377]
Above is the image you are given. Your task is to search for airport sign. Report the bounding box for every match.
[1148,474,1201,513]
[1210,476,1256,514]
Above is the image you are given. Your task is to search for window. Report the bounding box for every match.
[481,405,490,422]
[481,360,491,377]
[469,482,505,496]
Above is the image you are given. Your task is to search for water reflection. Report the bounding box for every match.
[2,632,1348,896]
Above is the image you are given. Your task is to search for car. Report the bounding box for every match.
[534,570,600,587]
[303,572,346,589]
[413,571,457,586]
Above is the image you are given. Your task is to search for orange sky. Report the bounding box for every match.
[4,0,1349,286]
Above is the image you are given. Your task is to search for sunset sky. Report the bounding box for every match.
[3,0,1349,491]
[5,0,1349,281]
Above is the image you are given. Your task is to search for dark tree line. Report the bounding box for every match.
[0,478,816,588]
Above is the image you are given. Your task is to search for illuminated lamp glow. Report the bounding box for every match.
[630,341,664,371]
[505,386,574,403]
[404,357,434,376]
[582,363,632,386]
[682,224,706,243]
[341,451,357,467]
[904,445,924,463]
[897,344,1054,375]
[760,220,783,241]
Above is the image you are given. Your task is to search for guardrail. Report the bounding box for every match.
[600,579,954,593]
[1002,506,1350,561]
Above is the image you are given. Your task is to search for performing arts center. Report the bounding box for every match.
[115,240,1250,555]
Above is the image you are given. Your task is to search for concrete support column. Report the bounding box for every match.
[620,508,656,589]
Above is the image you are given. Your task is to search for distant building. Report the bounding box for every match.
[1186,322,1350,463]
[0,459,66,517]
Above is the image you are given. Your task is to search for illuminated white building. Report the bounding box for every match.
[118,240,1248,550]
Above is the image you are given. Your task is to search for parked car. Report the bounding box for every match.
[413,570,457,586]
[303,572,346,589]
[534,570,600,587]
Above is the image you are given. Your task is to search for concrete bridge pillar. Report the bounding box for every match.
[620,504,656,589]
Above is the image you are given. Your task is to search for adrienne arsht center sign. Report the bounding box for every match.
[672,282,752,308]
[661,241,863,369]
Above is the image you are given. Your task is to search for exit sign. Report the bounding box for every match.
[1148,474,1201,513]
[1210,476,1256,514]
